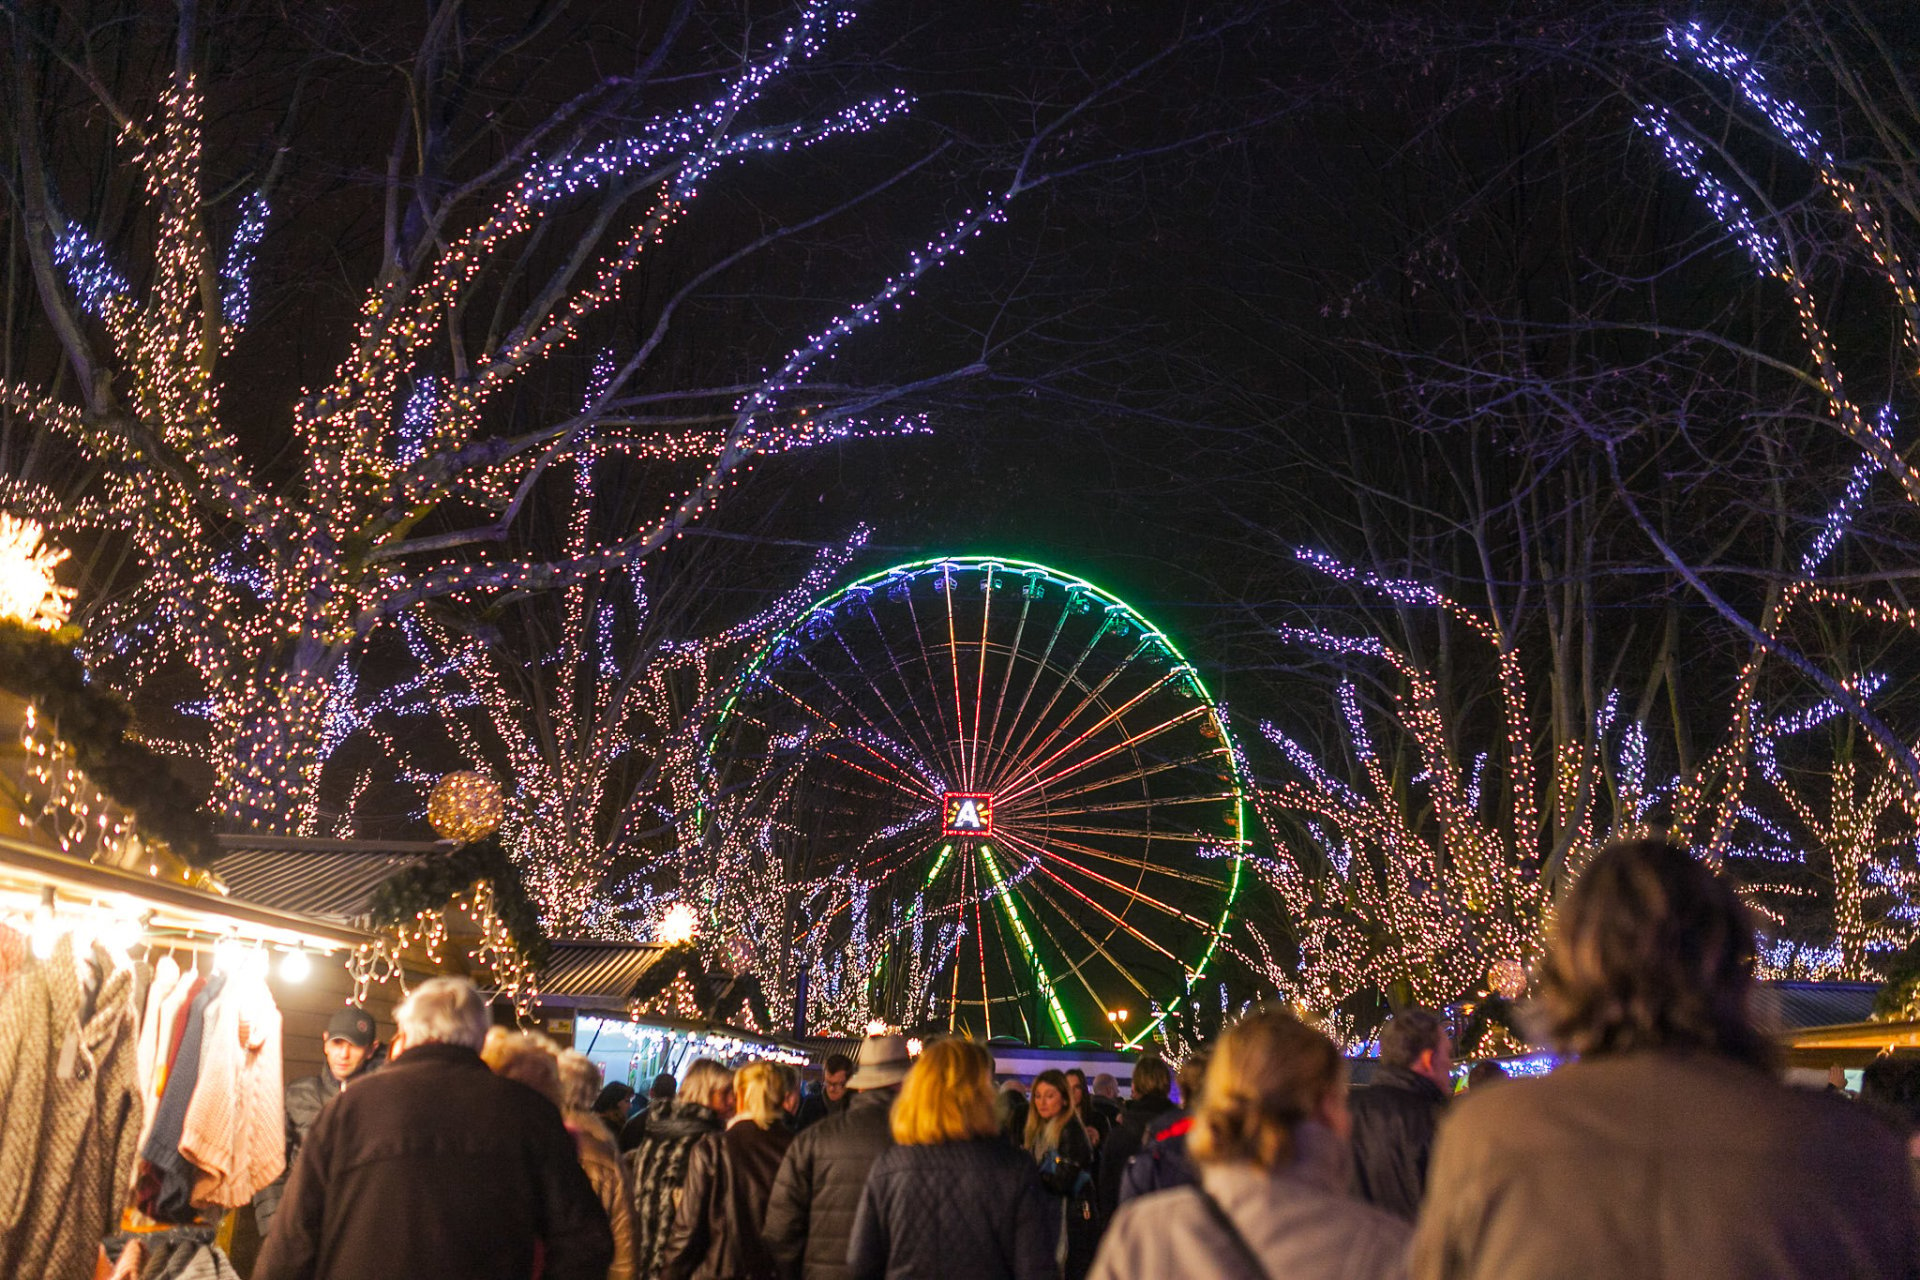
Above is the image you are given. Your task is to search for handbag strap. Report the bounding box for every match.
[1195,1186,1275,1280]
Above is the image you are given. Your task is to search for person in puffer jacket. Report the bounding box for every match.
[848,1039,1054,1280]
[765,1034,913,1280]
[629,1059,733,1278]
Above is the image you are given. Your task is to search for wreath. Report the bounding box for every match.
[0,620,219,866]
[368,836,551,967]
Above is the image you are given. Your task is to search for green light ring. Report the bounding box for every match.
[708,555,1254,1043]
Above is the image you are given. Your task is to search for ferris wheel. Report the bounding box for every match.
[705,556,1248,1048]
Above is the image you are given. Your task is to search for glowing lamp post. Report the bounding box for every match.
[659,902,699,946]
[0,515,75,632]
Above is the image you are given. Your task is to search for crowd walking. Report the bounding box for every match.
[222,836,1920,1279]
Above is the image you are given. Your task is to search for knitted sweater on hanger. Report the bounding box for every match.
[0,933,141,1280]
[179,969,284,1207]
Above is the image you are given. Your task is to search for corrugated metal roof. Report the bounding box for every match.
[211,835,449,924]
[1760,980,1881,1031]
[540,940,678,1005]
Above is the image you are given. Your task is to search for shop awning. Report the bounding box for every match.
[211,834,451,925]
[539,939,679,1007]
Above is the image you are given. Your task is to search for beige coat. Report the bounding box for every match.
[571,1111,639,1280]
[1088,1123,1410,1280]
[1412,1052,1918,1280]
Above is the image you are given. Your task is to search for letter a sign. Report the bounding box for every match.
[943,792,994,837]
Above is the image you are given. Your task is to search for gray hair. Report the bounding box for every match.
[395,976,491,1051]
[557,1050,603,1112]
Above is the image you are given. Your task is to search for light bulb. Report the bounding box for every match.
[280,946,312,983]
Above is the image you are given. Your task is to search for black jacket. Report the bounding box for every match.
[1347,1062,1448,1220]
[629,1101,727,1277]
[252,1069,343,1234]
[1094,1092,1176,1223]
[1117,1110,1196,1206]
[664,1121,794,1280]
[252,1042,612,1280]
[1034,1117,1098,1280]
[764,1085,898,1280]
[848,1139,1055,1280]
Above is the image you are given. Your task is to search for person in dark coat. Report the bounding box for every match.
[621,1072,679,1152]
[792,1053,855,1131]
[252,1004,380,1237]
[1116,1052,1208,1207]
[1348,1005,1451,1219]
[1094,1055,1176,1223]
[1412,838,1920,1280]
[629,1059,733,1277]
[1063,1069,1110,1152]
[1027,1069,1098,1280]
[664,1061,796,1280]
[849,1038,1054,1280]
[765,1034,912,1280]
[253,977,612,1280]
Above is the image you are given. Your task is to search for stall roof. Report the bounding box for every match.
[539,940,678,1007]
[211,834,450,925]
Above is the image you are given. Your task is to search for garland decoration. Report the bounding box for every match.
[368,836,551,967]
[0,619,219,866]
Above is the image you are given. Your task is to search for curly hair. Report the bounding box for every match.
[1539,838,1773,1069]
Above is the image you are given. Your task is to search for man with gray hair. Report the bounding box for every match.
[255,977,612,1280]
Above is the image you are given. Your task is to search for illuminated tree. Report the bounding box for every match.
[0,2,1090,831]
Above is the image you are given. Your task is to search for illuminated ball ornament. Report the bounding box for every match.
[427,771,505,842]
[1489,958,1529,1000]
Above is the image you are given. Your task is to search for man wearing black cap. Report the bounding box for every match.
[765,1034,914,1280]
[253,1004,381,1236]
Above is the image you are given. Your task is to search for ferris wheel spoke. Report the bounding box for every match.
[902,588,971,783]
[997,746,1233,808]
[997,830,1222,934]
[988,638,1162,793]
[979,581,1034,792]
[756,675,940,802]
[982,606,1112,785]
[977,844,1077,1043]
[798,632,948,790]
[1009,864,1155,1003]
[1002,790,1239,821]
[998,703,1210,807]
[994,828,1228,888]
[844,607,968,791]
[968,567,996,790]
[981,597,1072,786]
[938,567,977,790]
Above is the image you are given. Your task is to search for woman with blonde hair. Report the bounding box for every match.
[628,1059,733,1277]
[481,1028,563,1107]
[1025,1069,1097,1279]
[662,1060,796,1279]
[1088,1009,1408,1280]
[849,1038,1052,1280]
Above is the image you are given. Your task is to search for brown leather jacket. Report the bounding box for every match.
[663,1120,794,1280]
[1412,1051,1919,1280]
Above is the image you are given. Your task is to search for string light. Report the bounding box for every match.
[0,2,1033,841]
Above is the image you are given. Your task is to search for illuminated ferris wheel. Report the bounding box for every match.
[705,557,1248,1048]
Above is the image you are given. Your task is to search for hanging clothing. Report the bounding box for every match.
[179,968,284,1207]
[0,933,142,1280]
[134,957,183,1132]
[138,971,226,1222]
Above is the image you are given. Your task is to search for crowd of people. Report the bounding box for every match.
[245,838,1920,1278]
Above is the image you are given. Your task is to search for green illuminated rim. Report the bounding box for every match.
[707,556,1249,1049]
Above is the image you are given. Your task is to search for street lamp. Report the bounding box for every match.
[1106,1008,1129,1047]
